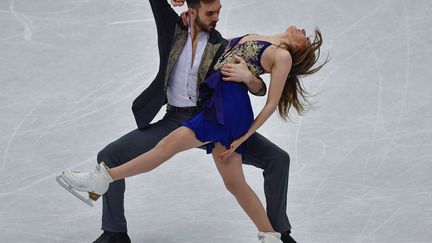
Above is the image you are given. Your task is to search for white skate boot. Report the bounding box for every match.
[257,231,282,243]
[56,162,113,207]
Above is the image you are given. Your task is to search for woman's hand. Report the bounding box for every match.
[171,0,186,7]
[179,10,189,27]
[219,137,246,160]
[221,56,253,84]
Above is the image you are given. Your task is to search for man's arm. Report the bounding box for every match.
[221,56,267,96]
[149,0,180,35]
[244,74,267,96]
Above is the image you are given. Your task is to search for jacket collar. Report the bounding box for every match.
[164,23,224,90]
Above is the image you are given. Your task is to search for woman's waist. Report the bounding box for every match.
[222,80,248,90]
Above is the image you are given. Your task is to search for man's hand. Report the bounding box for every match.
[171,0,186,7]
[222,55,266,95]
[221,56,253,84]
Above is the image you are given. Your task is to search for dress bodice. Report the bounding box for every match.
[213,35,273,76]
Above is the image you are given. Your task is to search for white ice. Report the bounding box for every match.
[0,0,431,242]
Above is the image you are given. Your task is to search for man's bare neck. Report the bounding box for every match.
[189,19,204,42]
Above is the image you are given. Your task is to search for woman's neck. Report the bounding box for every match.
[272,33,291,46]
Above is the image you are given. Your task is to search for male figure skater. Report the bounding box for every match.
[93,0,295,242]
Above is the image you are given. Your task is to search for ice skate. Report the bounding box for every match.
[56,162,113,207]
[258,232,282,243]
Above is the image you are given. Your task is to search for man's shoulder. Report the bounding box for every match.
[209,29,228,45]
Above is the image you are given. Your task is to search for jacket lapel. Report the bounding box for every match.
[197,41,221,87]
[196,30,226,96]
[164,25,188,89]
[164,26,226,96]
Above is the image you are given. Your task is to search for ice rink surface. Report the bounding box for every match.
[1,0,431,242]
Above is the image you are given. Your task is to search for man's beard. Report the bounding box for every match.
[195,15,215,33]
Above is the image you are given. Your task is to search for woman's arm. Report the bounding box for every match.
[219,50,292,160]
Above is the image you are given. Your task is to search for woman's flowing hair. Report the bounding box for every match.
[278,29,329,120]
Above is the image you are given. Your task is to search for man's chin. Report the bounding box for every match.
[199,24,216,33]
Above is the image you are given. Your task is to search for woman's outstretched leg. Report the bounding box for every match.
[211,143,274,233]
[59,126,205,200]
[108,126,205,180]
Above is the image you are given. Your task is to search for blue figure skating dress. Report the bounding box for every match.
[182,35,273,155]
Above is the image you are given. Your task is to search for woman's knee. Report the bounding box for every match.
[154,137,172,152]
[222,177,247,195]
[155,130,186,155]
[223,180,238,194]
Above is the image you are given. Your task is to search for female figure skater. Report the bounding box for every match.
[60,26,325,242]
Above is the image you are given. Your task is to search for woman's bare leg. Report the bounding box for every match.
[211,143,274,232]
[108,126,205,180]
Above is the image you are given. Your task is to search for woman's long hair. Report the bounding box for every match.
[278,29,328,120]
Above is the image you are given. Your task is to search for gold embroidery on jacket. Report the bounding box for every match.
[164,25,188,90]
[197,42,221,89]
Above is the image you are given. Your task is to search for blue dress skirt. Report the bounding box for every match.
[182,70,254,155]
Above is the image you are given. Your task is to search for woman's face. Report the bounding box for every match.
[286,25,309,51]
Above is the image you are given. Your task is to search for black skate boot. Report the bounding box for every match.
[281,230,297,243]
[93,231,131,243]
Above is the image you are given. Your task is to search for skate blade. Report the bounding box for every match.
[88,192,101,201]
[56,175,94,207]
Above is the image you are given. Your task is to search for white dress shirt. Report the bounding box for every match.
[167,28,209,107]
